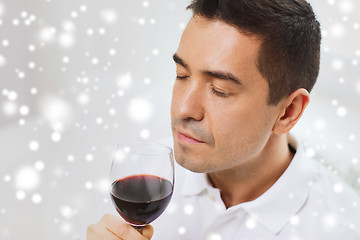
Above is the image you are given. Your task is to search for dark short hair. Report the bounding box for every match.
[187,0,321,105]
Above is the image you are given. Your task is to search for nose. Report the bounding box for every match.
[172,80,205,122]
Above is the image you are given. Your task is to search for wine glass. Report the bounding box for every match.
[109,141,175,229]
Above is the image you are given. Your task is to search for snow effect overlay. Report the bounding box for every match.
[0,0,359,239]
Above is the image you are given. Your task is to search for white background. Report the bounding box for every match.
[0,0,359,239]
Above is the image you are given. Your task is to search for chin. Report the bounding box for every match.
[174,155,210,173]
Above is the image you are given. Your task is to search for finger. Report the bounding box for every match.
[141,225,154,239]
[100,214,148,240]
[87,223,120,240]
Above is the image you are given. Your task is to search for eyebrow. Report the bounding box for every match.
[173,53,188,69]
[172,53,242,85]
[202,70,242,85]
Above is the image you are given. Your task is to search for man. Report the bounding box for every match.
[87,0,360,239]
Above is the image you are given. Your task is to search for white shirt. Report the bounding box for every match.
[152,135,360,239]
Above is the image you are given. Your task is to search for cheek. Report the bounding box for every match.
[170,86,179,117]
[210,105,254,141]
[210,105,274,157]
[170,100,175,119]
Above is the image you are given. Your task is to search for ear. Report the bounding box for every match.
[273,88,310,134]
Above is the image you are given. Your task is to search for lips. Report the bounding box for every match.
[176,130,204,144]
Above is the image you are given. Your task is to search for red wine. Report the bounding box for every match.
[110,175,173,226]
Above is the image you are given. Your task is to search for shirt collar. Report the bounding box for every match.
[181,167,210,196]
[180,134,319,234]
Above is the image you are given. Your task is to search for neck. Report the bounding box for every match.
[208,134,294,209]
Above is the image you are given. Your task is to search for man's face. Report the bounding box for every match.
[171,16,282,173]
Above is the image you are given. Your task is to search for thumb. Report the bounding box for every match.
[141,225,154,239]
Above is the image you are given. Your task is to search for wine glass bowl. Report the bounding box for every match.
[109,141,174,227]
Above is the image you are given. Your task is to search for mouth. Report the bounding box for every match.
[176,130,205,144]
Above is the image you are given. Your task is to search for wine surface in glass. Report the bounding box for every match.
[110,174,173,226]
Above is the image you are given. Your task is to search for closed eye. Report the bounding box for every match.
[211,86,229,98]
[176,75,188,80]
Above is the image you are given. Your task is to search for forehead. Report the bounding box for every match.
[180,17,260,70]
[176,16,266,87]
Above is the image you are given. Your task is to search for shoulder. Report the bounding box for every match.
[309,160,360,236]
